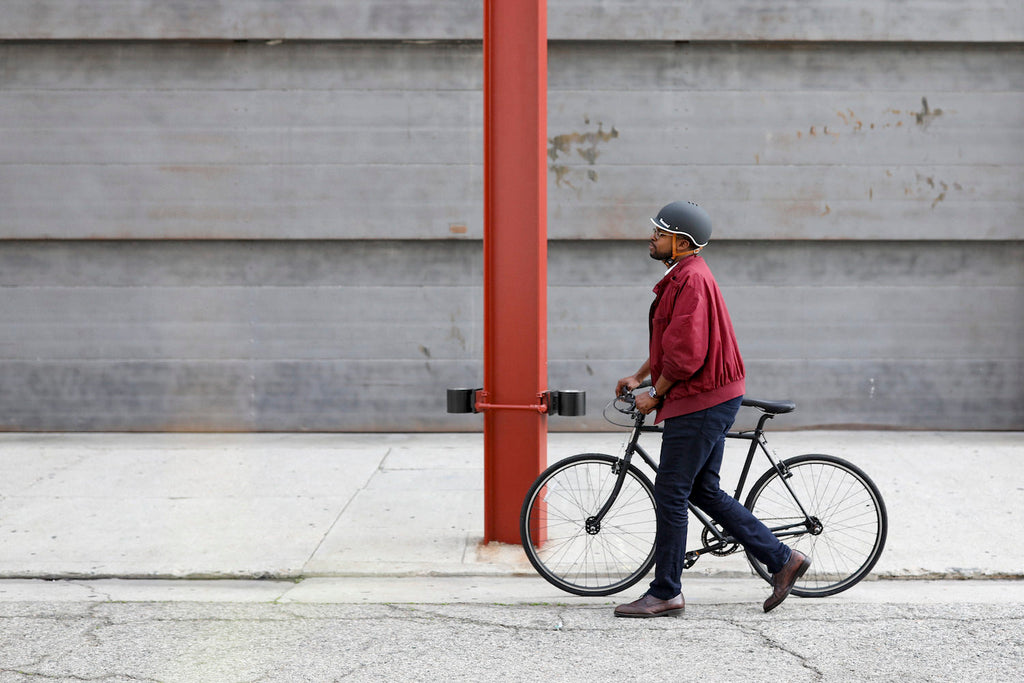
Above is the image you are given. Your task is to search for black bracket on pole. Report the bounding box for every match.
[446,387,585,416]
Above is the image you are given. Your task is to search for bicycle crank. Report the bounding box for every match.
[701,525,740,556]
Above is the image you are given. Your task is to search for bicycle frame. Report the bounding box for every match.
[594,406,817,570]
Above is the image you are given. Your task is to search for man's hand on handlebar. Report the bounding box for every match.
[615,375,642,397]
[615,373,659,415]
[633,392,659,415]
[616,360,652,400]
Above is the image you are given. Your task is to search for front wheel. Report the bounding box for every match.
[520,453,658,596]
[744,454,887,597]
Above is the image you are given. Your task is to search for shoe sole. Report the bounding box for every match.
[763,556,812,613]
[614,608,684,618]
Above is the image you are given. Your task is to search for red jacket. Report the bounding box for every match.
[649,255,745,423]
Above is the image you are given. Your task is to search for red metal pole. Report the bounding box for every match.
[482,0,548,543]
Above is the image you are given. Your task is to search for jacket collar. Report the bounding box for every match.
[654,255,701,295]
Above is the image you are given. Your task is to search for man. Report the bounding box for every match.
[613,200,810,617]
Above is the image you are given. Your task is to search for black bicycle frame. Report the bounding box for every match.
[590,408,816,567]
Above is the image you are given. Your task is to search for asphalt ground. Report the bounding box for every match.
[1,578,1022,682]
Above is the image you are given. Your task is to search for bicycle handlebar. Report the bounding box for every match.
[611,379,654,423]
[616,378,652,401]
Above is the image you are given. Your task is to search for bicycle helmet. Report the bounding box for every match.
[650,201,712,248]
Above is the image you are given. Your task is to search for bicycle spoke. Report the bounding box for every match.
[744,456,886,597]
[523,456,657,594]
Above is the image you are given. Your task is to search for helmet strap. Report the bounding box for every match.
[664,235,702,266]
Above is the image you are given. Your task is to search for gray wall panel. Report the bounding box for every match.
[0,240,481,287]
[551,286,1023,361]
[548,239,1024,430]
[547,42,1024,241]
[0,361,255,432]
[549,359,1024,432]
[3,1,1021,41]
[0,240,1019,431]
[2,41,1021,240]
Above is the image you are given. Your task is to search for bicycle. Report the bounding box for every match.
[520,383,888,597]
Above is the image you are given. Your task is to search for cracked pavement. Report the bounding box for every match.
[1,579,1022,682]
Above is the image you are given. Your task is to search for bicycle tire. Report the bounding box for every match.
[744,454,887,597]
[520,453,658,596]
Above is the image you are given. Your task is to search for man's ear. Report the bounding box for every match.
[670,235,699,261]
[672,235,693,251]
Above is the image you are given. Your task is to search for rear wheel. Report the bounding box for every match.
[744,454,887,597]
[520,453,657,596]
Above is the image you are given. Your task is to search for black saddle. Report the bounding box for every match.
[741,398,796,414]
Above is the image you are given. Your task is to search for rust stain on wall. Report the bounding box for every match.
[548,118,620,195]
[909,172,962,209]
[548,121,619,163]
[773,98,946,154]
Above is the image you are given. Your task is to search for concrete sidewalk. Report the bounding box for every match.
[0,430,1021,581]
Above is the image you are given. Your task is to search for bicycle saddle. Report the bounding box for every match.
[742,398,796,414]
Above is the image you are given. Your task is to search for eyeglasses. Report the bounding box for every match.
[651,227,674,239]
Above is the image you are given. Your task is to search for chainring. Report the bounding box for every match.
[701,524,740,556]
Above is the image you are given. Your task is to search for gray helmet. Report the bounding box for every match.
[650,201,712,248]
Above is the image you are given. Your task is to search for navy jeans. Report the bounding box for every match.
[647,396,791,600]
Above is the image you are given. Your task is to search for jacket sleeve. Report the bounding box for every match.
[659,282,709,382]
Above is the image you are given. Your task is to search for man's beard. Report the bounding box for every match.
[649,243,672,262]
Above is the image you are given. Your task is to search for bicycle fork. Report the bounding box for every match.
[585,413,646,535]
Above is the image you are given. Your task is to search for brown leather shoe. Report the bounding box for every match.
[614,592,685,618]
[763,550,811,613]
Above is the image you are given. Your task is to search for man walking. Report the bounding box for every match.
[613,201,810,617]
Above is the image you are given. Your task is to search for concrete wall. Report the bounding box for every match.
[3,1,1021,41]
[0,3,1021,431]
